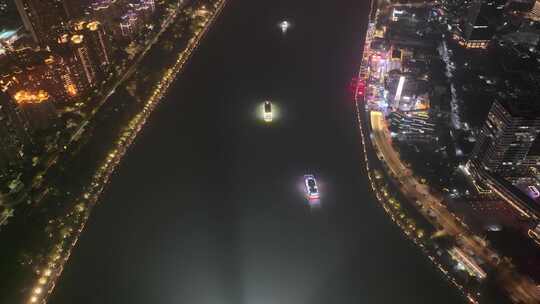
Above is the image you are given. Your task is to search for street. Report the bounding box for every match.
[365,28,540,304]
[370,87,539,304]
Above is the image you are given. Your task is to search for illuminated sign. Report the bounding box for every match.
[395,76,405,102]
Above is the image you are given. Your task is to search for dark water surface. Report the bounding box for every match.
[50,1,464,303]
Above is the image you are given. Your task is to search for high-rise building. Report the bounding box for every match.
[87,0,156,40]
[72,20,112,69]
[89,0,122,33]
[88,21,112,68]
[0,91,30,171]
[14,0,69,45]
[2,48,86,102]
[119,10,140,37]
[454,0,509,48]
[13,89,57,132]
[50,19,113,93]
[69,35,98,87]
[469,98,540,177]
[14,0,91,45]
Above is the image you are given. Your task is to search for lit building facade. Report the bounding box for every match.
[389,111,437,143]
[81,21,112,68]
[2,49,86,102]
[88,0,156,39]
[14,0,69,45]
[121,1,155,37]
[14,0,93,45]
[453,0,508,49]
[89,0,122,36]
[69,34,97,87]
[469,99,540,177]
[57,28,106,90]
[119,10,139,37]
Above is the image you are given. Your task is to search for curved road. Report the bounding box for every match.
[49,1,464,304]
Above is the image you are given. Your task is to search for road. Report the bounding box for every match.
[370,111,410,178]
[359,4,539,301]
[370,108,540,302]
[18,4,226,304]
[370,110,482,237]
[48,1,465,304]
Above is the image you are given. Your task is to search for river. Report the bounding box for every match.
[50,1,464,303]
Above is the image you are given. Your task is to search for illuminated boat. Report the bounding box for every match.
[264,101,273,122]
[304,174,320,200]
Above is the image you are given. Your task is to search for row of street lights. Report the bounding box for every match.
[24,2,226,303]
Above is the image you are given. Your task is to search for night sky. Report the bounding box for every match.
[50,0,464,303]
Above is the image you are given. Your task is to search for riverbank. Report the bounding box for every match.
[0,1,226,303]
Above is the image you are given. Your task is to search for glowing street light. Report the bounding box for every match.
[43,268,52,277]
